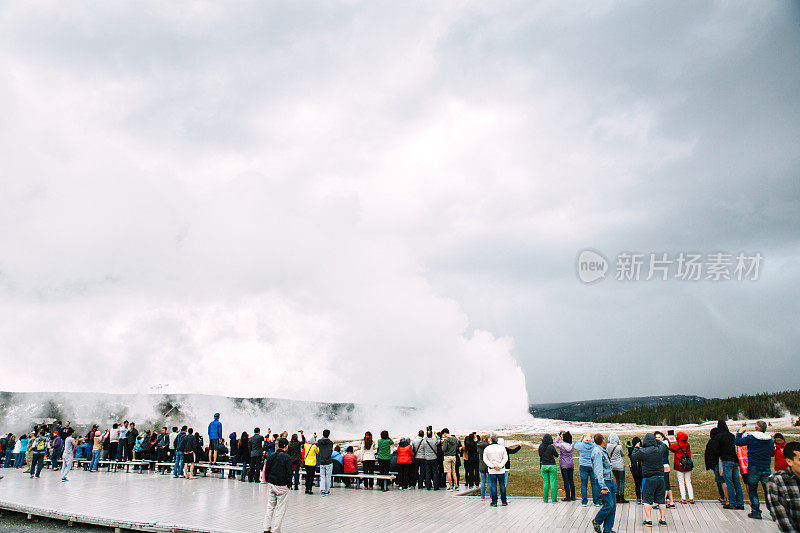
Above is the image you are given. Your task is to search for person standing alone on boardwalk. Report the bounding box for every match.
[262,438,293,533]
[60,428,75,482]
[483,434,508,507]
[208,413,222,465]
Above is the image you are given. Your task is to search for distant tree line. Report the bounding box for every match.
[597,389,800,426]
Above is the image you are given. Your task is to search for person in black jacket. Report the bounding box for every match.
[705,427,727,503]
[262,438,293,533]
[182,428,199,479]
[627,437,643,503]
[712,420,745,510]
[237,432,250,482]
[287,432,305,490]
[632,433,667,527]
[538,434,559,503]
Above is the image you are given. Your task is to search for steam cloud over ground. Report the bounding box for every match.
[1,1,798,418]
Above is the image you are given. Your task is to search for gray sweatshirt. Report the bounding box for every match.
[607,433,625,471]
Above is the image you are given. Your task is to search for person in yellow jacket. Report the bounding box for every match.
[303,439,319,494]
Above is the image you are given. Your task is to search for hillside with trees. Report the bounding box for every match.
[597,389,800,425]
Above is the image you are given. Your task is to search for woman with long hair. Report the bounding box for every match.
[377,430,393,492]
[555,430,576,501]
[237,431,250,482]
[361,431,377,489]
[288,432,305,490]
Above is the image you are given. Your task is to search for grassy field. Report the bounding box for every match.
[498,429,800,500]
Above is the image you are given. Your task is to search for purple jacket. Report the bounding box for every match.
[555,436,575,469]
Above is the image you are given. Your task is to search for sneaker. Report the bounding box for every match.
[61,479,68,482]
[659,520,667,527]
[723,504,736,510]
[490,502,497,507]
[747,513,762,520]
[680,500,687,504]
[734,505,745,510]
[643,521,652,528]
[581,502,588,507]
[595,503,602,507]
[480,496,485,501]
[591,520,602,533]
[689,500,695,504]
[501,501,508,506]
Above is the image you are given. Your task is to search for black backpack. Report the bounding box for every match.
[677,443,694,471]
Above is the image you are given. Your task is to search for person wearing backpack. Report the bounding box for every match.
[668,431,695,504]
[30,429,50,478]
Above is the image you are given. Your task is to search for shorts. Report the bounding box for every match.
[209,439,219,451]
[184,452,195,463]
[443,456,457,477]
[642,476,666,505]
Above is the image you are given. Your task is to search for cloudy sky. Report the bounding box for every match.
[1,1,798,422]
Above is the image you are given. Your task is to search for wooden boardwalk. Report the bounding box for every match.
[0,467,778,532]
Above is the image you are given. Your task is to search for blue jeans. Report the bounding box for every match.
[480,472,488,497]
[4,450,13,467]
[90,449,101,471]
[240,458,248,481]
[561,467,576,500]
[117,440,126,461]
[14,452,24,468]
[746,465,771,516]
[580,464,600,505]
[173,450,184,477]
[488,473,506,504]
[721,460,744,506]
[320,463,333,493]
[594,478,617,532]
[30,453,45,477]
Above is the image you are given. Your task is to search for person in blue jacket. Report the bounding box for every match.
[574,433,600,506]
[208,413,222,465]
[735,420,775,520]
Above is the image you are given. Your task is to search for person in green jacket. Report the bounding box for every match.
[376,430,393,492]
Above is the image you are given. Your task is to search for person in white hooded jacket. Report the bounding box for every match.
[483,434,509,507]
[607,433,628,503]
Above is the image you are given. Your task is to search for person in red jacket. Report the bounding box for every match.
[396,437,415,490]
[668,431,695,504]
[772,433,788,471]
[342,446,359,488]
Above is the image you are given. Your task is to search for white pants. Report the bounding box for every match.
[319,463,333,493]
[676,470,694,501]
[60,455,73,480]
[263,483,289,533]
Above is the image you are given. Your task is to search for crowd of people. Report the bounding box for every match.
[1,417,798,533]
[532,421,799,532]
